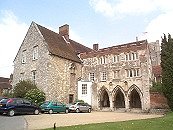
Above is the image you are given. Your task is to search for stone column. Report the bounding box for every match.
[109,94,114,111]
[125,92,130,111]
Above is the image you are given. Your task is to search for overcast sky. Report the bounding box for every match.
[0,0,173,78]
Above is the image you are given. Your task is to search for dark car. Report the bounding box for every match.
[0,98,41,116]
[40,101,69,114]
[69,102,91,113]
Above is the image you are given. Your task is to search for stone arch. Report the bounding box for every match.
[128,84,142,108]
[98,86,110,108]
[112,86,125,108]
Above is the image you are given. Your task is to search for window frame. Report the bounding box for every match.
[101,72,107,81]
[82,84,87,95]
[89,72,95,81]
[33,45,38,60]
[32,70,36,83]
[21,50,26,64]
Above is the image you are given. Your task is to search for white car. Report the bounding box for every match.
[69,102,91,113]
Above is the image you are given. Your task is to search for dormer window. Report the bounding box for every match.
[33,46,38,60]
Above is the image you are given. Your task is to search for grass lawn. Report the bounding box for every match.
[44,112,173,130]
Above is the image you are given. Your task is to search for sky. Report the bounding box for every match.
[0,0,173,78]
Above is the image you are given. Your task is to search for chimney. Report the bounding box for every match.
[93,44,99,51]
[59,24,69,42]
[136,37,138,42]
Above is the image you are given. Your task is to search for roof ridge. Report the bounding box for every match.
[99,40,147,50]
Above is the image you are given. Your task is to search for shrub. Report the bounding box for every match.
[75,99,85,103]
[25,88,46,105]
[13,80,37,98]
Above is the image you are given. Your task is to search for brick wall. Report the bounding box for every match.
[150,91,169,109]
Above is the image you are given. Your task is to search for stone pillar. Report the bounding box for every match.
[109,94,114,111]
[125,93,130,111]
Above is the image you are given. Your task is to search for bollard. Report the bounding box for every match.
[54,123,56,130]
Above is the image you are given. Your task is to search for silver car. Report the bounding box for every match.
[69,102,91,113]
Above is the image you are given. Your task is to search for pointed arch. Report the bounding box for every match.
[98,86,110,108]
[112,86,125,108]
[128,84,142,108]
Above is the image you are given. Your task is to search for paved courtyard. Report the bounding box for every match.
[24,111,163,130]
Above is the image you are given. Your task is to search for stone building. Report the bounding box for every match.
[13,22,162,112]
[13,22,92,103]
[0,77,12,96]
[79,40,153,112]
[148,40,161,66]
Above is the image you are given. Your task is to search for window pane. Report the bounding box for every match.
[89,73,94,81]
[82,84,87,95]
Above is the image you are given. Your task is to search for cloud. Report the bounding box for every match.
[0,10,28,77]
[144,11,173,42]
[89,0,173,18]
[90,0,173,43]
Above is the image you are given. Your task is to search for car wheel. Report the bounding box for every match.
[65,109,68,114]
[88,108,91,113]
[48,109,53,114]
[8,109,15,117]
[76,108,80,113]
[34,109,40,115]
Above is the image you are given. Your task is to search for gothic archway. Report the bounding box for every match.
[129,89,141,108]
[114,89,125,108]
[112,86,125,109]
[99,88,110,108]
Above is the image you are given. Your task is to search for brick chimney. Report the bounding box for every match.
[93,44,99,51]
[59,24,69,42]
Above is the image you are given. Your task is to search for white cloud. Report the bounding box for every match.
[90,0,173,43]
[144,11,173,42]
[89,0,173,18]
[0,10,28,78]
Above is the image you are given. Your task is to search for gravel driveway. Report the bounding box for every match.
[24,111,163,130]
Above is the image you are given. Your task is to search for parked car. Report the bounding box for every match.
[40,101,69,114]
[0,96,7,101]
[0,98,41,116]
[69,102,91,113]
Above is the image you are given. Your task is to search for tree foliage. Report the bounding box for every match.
[13,80,37,98]
[150,81,162,92]
[161,34,173,111]
[25,89,46,105]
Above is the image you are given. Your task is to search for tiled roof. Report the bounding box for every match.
[80,40,148,59]
[152,65,162,77]
[0,77,12,89]
[70,39,92,54]
[0,77,9,82]
[36,23,91,63]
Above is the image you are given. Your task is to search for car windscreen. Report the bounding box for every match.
[42,101,50,106]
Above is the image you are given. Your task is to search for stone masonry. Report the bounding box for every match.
[80,40,153,111]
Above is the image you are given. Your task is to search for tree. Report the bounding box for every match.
[13,80,37,98]
[25,89,46,105]
[161,34,173,111]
